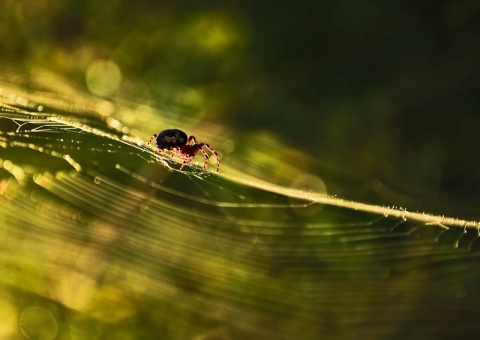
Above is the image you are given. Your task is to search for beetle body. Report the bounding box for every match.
[155,129,188,149]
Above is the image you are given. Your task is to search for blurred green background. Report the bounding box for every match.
[2,1,480,339]
[3,0,480,218]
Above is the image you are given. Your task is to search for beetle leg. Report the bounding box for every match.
[147,134,158,146]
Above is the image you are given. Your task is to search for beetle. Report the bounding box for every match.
[148,129,220,172]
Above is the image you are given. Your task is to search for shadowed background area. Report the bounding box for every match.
[1,0,480,339]
[3,0,480,217]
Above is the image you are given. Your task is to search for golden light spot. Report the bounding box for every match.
[19,307,57,340]
[186,11,248,55]
[56,272,97,311]
[290,174,327,217]
[0,299,17,339]
[86,60,122,97]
